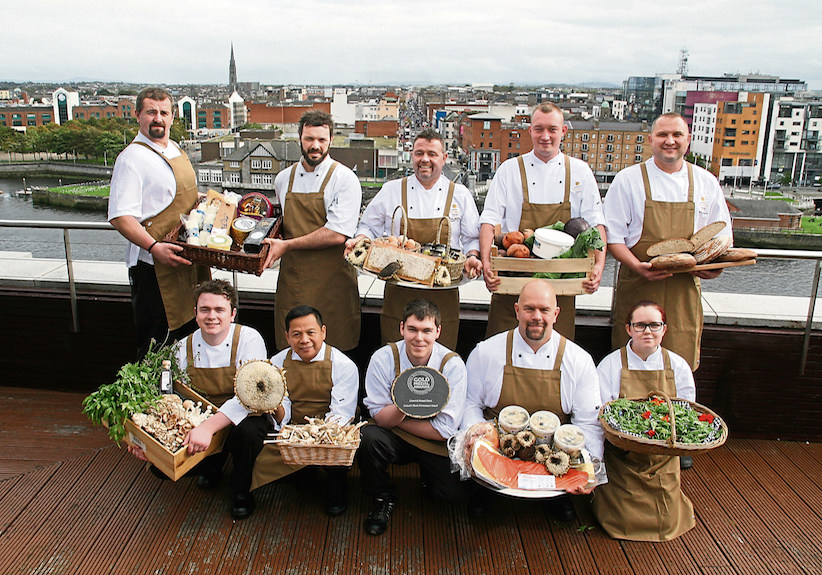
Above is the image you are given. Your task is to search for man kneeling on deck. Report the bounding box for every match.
[248,305,360,517]
[128,279,269,519]
[358,298,469,536]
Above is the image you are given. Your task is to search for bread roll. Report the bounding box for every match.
[692,235,733,264]
[646,238,695,257]
[715,247,757,262]
[690,221,727,250]
[649,253,697,270]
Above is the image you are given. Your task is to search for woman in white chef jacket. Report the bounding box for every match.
[592,300,696,541]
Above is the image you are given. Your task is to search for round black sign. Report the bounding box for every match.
[391,366,451,418]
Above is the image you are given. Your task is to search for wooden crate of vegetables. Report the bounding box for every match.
[490,219,601,296]
[123,384,228,481]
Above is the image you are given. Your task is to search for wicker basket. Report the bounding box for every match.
[162,199,281,276]
[278,440,360,467]
[599,391,728,456]
[436,217,466,281]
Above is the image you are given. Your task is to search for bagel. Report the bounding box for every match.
[692,235,733,264]
[714,247,757,262]
[649,253,697,270]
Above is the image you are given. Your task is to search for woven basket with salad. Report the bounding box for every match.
[599,391,728,456]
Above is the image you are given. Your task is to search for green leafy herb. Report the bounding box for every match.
[601,397,722,445]
[532,224,605,279]
[82,341,188,445]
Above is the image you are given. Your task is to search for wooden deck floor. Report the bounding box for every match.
[2,386,822,575]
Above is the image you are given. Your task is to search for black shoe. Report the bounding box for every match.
[364,497,395,536]
[545,496,576,523]
[325,498,348,517]
[195,472,220,490]
[231,493,255,520]
[680,455,694,470]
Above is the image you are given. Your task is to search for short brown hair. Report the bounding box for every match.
[531,102,564,122]
[194,279,238,311]
[651,112,688,133]
[414,128,444,148]
[625,300,666,326]
[299,110,334,137]
[136,87,172,113]
[402,298,441,327]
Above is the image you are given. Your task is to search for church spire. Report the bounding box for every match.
[229,42,238,94]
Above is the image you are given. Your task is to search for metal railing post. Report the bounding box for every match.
[63,228,79,333]
[800,259,821,376]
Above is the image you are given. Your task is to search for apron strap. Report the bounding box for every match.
[661,347,673,371]
[318,161,339,194]
[287,162,298,193]
[686,163,694,202]
[554,335,567,370]
[229,324,241,367]
[620,345,629,369]
[505,329,515,367]
[444,181,456,214]
[439,351,458,371]
[563,154,572,203]
[401,177,409,218]
[640,162,653,202]
[389,341,401,379]
[186,334,194,369]
[517,156,529,203]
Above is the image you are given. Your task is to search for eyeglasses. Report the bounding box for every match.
[629,322,665,332]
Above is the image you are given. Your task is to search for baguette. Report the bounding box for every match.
[690,221,727,250]
[646,238,695,258]
[714,247,757,262]
[649,253,697,270]
[692,235,733,264]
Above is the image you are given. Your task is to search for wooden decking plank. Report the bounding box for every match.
[452,504,498,575]
[422,497,460,575]
[621,541,669,575]
[653,538,702,575]
[21,448,142,575]
[0,465,55,533]
[0,454,94,573]
[515,502,566,575]
[385,465,425,574]
[768,440,822,518]
[320,476,362,575]
[548,499,600,575]
[697,446,804,574]
[574,495,634,575]
[482,497,530,574]
[249,482,305,574]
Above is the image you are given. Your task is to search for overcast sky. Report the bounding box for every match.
[4,0,821,89]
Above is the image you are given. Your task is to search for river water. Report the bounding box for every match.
[0,176,818,297]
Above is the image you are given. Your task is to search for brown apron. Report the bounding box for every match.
[381,178,459,349]
[611,163,702,370]
[486,154,575,341]
[592,346,695,541]
[184,324,241,406]
[136,142,211,330]
[250,345,336,490]
[483,330,570,424]
[274,162,360,352]
[386,341,458,457]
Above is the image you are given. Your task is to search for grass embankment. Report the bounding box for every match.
[47,183,110,197]
[800,217,822,234]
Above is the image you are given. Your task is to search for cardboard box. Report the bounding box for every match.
[490,249,595,296]
[123,384,228,481]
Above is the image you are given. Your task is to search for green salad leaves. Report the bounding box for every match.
[601,397,722,445]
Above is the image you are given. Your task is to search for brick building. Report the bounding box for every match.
[354,118,399,138]
[246,102,331,127]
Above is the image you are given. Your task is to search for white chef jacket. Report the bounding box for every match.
[175,324,268,425]
[270,342,359,427]
[463,329,604,461]
[364,340,467,441]
[274,155,362,239]
[480,151,605,232]
[597,343,696,405]
[108,132,184,267]
[603,158,732,249]
[356,174,480,254]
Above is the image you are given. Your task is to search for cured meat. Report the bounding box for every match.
[471,438,588,491]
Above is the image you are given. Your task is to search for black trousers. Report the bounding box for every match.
[358,424,468,503]
[128,261,196,359]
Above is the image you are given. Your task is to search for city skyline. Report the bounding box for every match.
[4,0,821,89]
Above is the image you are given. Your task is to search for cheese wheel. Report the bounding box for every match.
[692,235,733,264]
[207,233,233,251]
[649,253,697,270]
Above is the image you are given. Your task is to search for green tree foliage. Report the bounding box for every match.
[0,117,140,161]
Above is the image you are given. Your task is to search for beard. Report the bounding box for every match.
[148,124,166,139]
[524,321,547,342]
[301,145,328,167]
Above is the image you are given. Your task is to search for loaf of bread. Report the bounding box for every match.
[649,253,697,270]
[646,238,695,257]
[714,247,757,262]
[692,235,733,264]
[364,243,441,286]
[690,221,727,250]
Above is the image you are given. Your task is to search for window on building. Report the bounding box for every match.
[606,163,612,171]
[262,159,272,170]
[625,134,631,141]
[607,134,614,142]
[606,144,613,152]
[635,145,643,153]
[636,135,644,143]
[605,154,613,162]
[251,159,261,169]
[723,140,735,147]
[228,172,241,183]
[581,133,589,141]
[198,171,209,183]
[211,171,222,183]
[252,174,262,184]
[582,143,589,152]
[230,161,240,168]
[581,153,588,161]
[634,155,642,162]
[262,174,273,185]
[483,121,491,129]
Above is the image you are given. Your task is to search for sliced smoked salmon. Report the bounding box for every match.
[471,438,589,492]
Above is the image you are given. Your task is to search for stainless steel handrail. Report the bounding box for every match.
[0,219,115,333]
